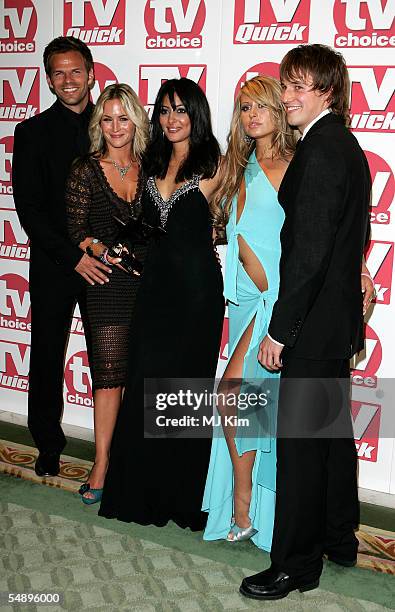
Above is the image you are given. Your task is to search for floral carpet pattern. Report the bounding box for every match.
[1,439,394,577]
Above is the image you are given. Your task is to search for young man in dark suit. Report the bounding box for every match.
[240,44,371,600]
[12,37,111,477]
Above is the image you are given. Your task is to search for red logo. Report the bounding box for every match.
[0,135,13,196]
[64,350,93,407]
[0,0,37,54]
[233,0,310,44]
[334,0,395,48]
[235,62,280,98]
[0,209,29,261]
[0,339,29,392]
[365,150,394,224]
[352,400,381,462]
[348,66,395,132]
[0,67,39,121]
[144,0,206,49]
[365,240,394,305]
[0,273,31,331]
[91,62,118,103]
[64,0,126,45]
[351,324,382,388]
[139,64,207,116]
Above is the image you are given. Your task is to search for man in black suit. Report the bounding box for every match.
[240,44,371,600]
[12,37,111,477]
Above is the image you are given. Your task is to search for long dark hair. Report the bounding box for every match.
[142,78,221,182]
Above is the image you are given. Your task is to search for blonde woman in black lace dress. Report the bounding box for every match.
[66,83,149,503]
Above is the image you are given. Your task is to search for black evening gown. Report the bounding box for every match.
[99,175,225,530]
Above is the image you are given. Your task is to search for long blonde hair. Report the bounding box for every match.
[213,75,297,239]
[89,83,149,161]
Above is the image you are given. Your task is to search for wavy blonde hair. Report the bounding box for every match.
[89,83,149,161]
[213,75,297,239]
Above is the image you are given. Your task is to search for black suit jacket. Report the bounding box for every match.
[12,99,93,286]
[268,113,371,359]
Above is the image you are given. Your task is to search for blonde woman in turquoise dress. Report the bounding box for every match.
[202,75,296,550]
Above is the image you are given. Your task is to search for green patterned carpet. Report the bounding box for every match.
[0,499,393,612]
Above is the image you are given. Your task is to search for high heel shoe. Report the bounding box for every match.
[78,482,103,505]
[227,519,258,542]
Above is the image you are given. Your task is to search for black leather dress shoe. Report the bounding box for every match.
[240,566,320,600]
[34,452,60,477]
[327,554,357,567]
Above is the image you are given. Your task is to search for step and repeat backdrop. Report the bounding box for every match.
[0,0,394,494]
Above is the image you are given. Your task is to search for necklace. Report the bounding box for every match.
[107,157,134,180]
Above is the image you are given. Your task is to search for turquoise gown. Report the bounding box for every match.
[202,150,284,551]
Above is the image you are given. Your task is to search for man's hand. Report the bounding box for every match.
[258,335,284,371]
[75,253,113,285]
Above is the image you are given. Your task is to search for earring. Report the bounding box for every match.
[244,134,253,144]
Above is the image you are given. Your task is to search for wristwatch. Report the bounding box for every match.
[86,238,100,257]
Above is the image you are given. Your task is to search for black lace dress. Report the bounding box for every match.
[99,175,225,530]
[66,157,145,389]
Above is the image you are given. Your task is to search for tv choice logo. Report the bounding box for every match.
[351,324,382,388]
[235,62,280,98]
[348,66,395,132]
[64,350,93,407]
[365,240,393,305]
[139,64,207,117]
[0,209,30,261]
[233,0,310,44]
[0,135,13,196]
[334,0,395,48]
[0,0,37,53]
[0,340,29,392]
[352,400,381,462]
[0,67,39,122]
[64,0,126,45]
[0,273,31,332]
[91,62,118,104]
[365,150,394,224]
[144,0,206,49]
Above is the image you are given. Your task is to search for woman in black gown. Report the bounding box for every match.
[99,78,225,530]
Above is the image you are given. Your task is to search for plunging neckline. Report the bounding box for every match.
[152,176,198,203]
[253,151,279,195]
[236,152,278,226]
[93,157,140,205]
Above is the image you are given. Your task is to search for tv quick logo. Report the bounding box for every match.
[0,0,37,54]
[235,62,280,98]
[352,400,381,461]
[0,135,13,195]
[365,150,394,224]
[233,0,310,44]
[365,240,393,305]
[64,350,93,407]
[0,209,29,261]
[90,62,118,103]
[334,0,395,48]
[64,0,126,45]
[145,0,206,49]
[0,273,31,332]
[0,68,39,121]
[139,64,206,117]
[351,324,382,387]
[348,66,395,132]
[0,340,30,391]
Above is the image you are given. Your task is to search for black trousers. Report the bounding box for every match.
[270,355,359,579]
[28,272,90,454]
